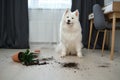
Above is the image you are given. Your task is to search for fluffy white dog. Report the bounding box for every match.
[57,9,83,58]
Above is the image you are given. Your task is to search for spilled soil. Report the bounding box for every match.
[40,56,54,61]
[62,62,79,69]
[98,63,110,68]
[38,56,54,65]
[38,61,49,65]
[98,65,109,68]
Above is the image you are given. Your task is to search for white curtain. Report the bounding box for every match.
[28,0,71,43]
[28,0,71,9]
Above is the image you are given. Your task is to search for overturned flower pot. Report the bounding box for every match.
[12,49,40,63]
[12,52,23,62]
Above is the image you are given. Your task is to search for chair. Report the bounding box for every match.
[92,4,111,56]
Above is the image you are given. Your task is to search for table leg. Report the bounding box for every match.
[110,13,116,60]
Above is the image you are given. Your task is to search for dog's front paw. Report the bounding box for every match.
[61,52,66,58]
[77,52,83,58]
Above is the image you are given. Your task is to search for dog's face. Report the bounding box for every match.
[63,9,79,25]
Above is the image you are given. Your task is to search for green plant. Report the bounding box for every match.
[19,49,38,66]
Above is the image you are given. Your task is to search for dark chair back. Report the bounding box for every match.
[93,4,106,29]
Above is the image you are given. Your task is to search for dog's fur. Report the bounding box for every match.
[56,9,83,57]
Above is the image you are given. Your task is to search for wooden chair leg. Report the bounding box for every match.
[102,30,107,56]
[93,31,100,49]
[88,20,93,49]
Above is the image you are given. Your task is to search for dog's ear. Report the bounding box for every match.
[65,8,70,15]
[61,8,70,20]
[74,10,79,17]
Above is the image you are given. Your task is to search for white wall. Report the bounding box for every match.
[29,9,65,43]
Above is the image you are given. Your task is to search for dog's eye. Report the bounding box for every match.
[67,16,69,18]
[72,17,74,19]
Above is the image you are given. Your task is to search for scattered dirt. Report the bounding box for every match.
[40,56,54,61]
[37,56,54,65]
[54,60,61,64]
[38,61,48,65]
[62,62,79,69]
[74,71,76,73]
[54,60,79,69]
[98,65,109,68]
[98,63,110,68]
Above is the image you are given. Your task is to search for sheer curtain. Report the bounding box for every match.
[28,0,71,44]
[28,0,71,9]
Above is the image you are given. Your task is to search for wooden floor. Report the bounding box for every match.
[0,47,120,80]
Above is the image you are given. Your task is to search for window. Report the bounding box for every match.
[28,0,71,9]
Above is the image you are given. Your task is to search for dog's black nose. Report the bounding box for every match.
[68,20,70,22]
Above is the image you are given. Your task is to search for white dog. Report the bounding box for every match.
[57,9,83,58]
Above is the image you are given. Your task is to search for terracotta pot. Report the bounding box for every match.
[12,52,20,62]
[34,50,40,53]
